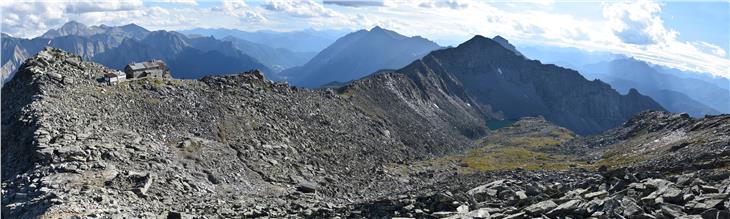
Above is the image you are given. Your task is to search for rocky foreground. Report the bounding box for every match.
[343,169,730,219]
[2,48,729,219]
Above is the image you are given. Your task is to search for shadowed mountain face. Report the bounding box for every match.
[347,36,665,135]
[579,58,730,115]
[283,26,441,88]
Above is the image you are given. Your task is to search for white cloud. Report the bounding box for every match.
[157,0,198,6]
[596,0,728,77]
[694,42,727,57]
[418,0,471,9]
[603,0,676,45]
[261,0,342,18]
[217,0,267,23]
[1,0,202,38]
[323,0,385,7]
[335,0,729,78]
[64,0,143,13]
[1,0,144,38]
[2,1,73,38]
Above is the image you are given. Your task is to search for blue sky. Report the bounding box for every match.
[661,1,729,54]
[1,0,729,78]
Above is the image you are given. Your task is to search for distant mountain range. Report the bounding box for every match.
[39,20,150,40]
[2,21,278,81]
[3,21,726,120]
[282,26,442,88]
[179,28,347,53]
[346,35,664,135]
[518,44,619,70]
[220,36,315,73]
[2,28,128,82]
[578,58,730,115]
[519,44,729,116]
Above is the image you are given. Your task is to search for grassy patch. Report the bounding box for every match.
[388,118,587,174]
[508,137,563,148]
[462,147,574,171]
[592,153,647,169]
[551,129,575,141]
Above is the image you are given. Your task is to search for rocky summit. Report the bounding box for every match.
[2,47,730,219]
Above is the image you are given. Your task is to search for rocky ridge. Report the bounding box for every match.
[568,111,730,173]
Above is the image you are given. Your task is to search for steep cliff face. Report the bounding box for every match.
[376,35,665,135]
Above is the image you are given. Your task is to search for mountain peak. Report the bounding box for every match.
[38,21,150,40]
[467,35,490,42]
[491,35,523,57]
[628,88,641,96]
[456,35,501,51]
[285,27,440,87]
[493,35,507,41]
[120,23,147,31]
[453,35,523,57]
[61,20,86,29]
[400,35,664,134]
[370,26,385,32]
[40,20,94,38]
[367,26,402,38]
